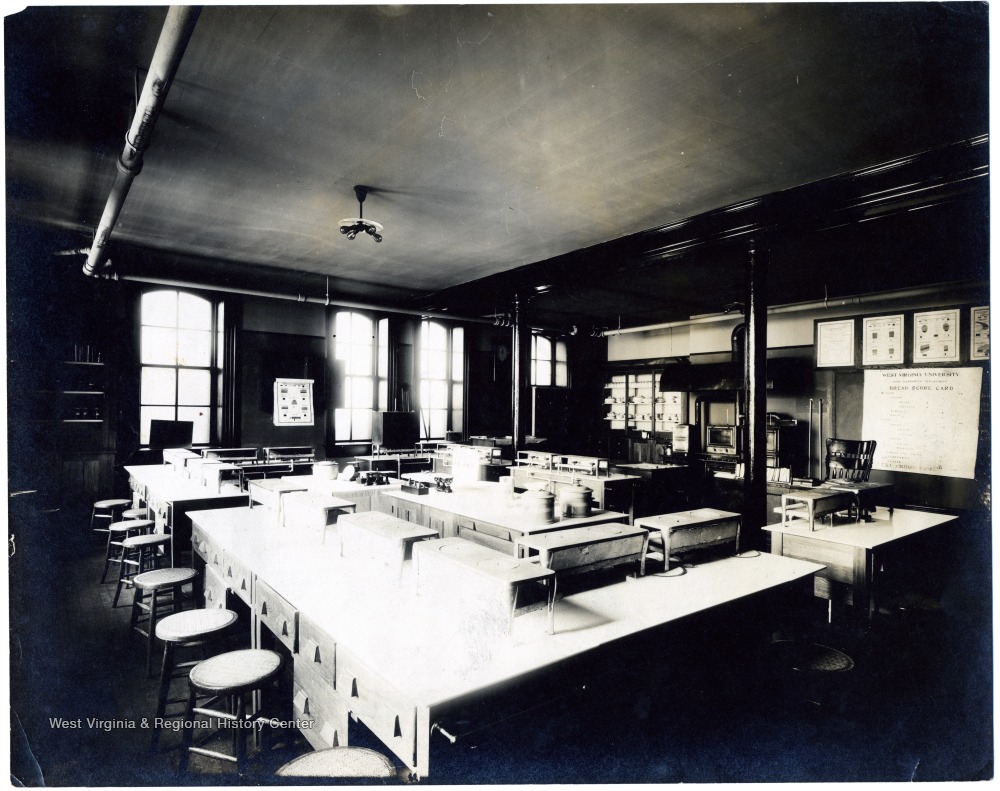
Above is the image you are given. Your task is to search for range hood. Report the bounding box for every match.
[659,356,809,393]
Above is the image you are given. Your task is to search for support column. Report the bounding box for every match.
[511,295,531,457]
[742,240,768,549]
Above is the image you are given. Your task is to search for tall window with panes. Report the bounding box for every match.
[531,334,568,387]
[333,311,389,443]
[418,320,463,439]
[139,290,219,445]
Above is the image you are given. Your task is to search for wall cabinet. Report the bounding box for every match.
[603,372,687,435]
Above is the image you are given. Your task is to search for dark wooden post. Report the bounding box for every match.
[511,294,531,457]
[742,240,768,549]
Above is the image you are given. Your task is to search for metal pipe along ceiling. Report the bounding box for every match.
[83,6,201,277]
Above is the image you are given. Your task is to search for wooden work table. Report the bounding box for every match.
[764,507,956,617]
[188,504,822,778]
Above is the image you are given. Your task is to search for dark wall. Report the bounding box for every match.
[239,330,326,451]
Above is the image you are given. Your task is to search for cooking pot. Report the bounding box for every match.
[560,483,593,517]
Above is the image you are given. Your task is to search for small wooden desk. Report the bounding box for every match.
[413,537,556,634]
[337,511,440,576]
[516,523,649,578]
[635,508,741,570]
[765,507,957,617]
[780,490,855,531]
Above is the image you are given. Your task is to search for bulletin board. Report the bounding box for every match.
[861,367,982,479]
[273,378,315,426]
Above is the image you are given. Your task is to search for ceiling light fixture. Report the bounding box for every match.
[339,185,383,242]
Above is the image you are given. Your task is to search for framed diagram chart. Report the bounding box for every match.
[913,309,959,363]
[273,378,314,426]
[971,305,989,361]
[815,319,855,368]
[862,314,904,366]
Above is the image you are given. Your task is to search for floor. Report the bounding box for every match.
[8,503,993,786]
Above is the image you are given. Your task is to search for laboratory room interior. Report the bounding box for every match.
[5,3,991,787]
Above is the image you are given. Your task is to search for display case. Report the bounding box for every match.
[603,372,688,436]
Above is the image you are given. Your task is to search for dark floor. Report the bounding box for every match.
[8,503,994,785]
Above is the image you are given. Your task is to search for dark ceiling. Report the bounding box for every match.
[5,4,990,327]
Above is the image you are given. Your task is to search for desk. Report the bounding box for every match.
[189,505,821,777]
[516,522,649,579]
[338,511,439,577]
[124,465,248,564]
[635,508,741,570]
[780,490,855,531]
[765,507,956,616]
[354,452,435,479]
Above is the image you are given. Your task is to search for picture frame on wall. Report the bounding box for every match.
[862,314,904,366]
[913,308,960,363]
[816,318,855,368]
[971,305,989,360]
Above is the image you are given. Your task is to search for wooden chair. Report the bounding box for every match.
[824,439,876,482]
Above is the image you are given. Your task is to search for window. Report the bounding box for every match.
[418,320,463,439]
[139,290,217,445]
[531,334,568,387]
[334,311,389,442]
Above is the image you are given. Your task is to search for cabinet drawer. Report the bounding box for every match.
[293,663,350,751]
[297,613,336,684]
[336,646,416,763]
[781,535,856,586]
[203,564,229,610]
[255,578,298,653]
[191,524,223,568]
[221,548,253,605]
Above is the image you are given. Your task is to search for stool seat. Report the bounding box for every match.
[134,567,198,591]
[123,533,171,549]
[95,498,131,509]
[276,747,397,778]
[122,507,149,520]
[157,607,238,642]
[190,649,282,694]
[108,519,154,534]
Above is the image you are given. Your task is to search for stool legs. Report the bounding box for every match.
[114,543,165,608]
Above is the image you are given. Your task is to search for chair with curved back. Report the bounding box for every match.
[824,439,876,483]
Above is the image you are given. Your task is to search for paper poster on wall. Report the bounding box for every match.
[861,367,982,479]
[862,314,904,366]
[971,305,989,360]
[913,309,959,363]
[273,378,314,426]
[816,319,855,367]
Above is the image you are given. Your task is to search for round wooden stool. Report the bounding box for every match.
[130,567,199,676]
[276,747,398,779]
[179,649,284,774]
[151,607,239,749]
[100,519,154,584]
[122,507,149,521]
[114,533,171,608]
[90,498,131,536]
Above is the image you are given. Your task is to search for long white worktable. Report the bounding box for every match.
[189,505,822,778]
[124,464,248,564]
[764,507,956,615]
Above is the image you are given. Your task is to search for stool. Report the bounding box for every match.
[122,507,149,521]
[179,649,284,774]
[100,519,154,584]
[114,533,171,608]
[276,747,398,779]
[151,608,239,749]
[130,567,199,676]
[90,498,132,536]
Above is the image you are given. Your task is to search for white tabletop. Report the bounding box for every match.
[763,507,956,550]
[386,481,629,533]
[189,505,822,709]
[124,464,247,502]
[635,508,740,533]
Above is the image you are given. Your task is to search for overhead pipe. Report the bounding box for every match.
[83,6,201,277]
[100,271,499,325]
